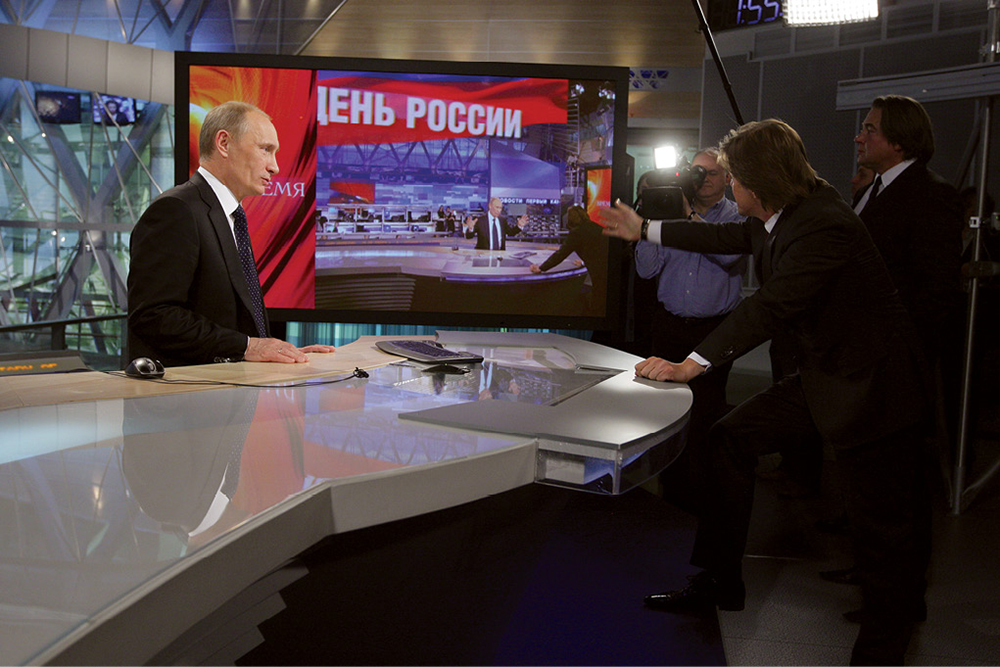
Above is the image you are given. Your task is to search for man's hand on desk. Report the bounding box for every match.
[244,337,336,363]
[635,356,706,383]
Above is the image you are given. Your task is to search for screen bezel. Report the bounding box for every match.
[174,51,630,333]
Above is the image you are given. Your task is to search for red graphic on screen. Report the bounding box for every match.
[586,167,612,226]
[328,181,375,204]
[188,66,317,309]
[316,75,568,146]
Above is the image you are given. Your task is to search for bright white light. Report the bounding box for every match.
[784,0,878,26]
[654,145,678,169]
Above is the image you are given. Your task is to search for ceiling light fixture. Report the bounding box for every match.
[784,0,879,27]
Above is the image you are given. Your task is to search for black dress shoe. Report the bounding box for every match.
[843,608,866,624]
[643,571,745,612]
[820,565,861,585]
[843,600,927,624]
[815,513,852,535]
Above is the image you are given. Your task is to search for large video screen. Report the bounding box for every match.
[175,52,630,331]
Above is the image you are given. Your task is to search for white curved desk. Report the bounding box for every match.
[0,332,690,665]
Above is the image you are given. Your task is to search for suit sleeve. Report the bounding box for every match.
[538,234,576,272]
[899,177,964,344]
[503,216,523,237]
[691,214,855,367]
[128,195,249,362]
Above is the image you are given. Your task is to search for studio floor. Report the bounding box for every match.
[717,371,1000,666]
[236,367,1000,666]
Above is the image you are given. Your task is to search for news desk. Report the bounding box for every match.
[0,331,690,665]
[313,237,597,315]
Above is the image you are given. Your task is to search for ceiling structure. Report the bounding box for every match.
[0,0,707,340]
[0,0,709,126]
[0,0,705,63]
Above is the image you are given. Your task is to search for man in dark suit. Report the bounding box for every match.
[854,94,964,355]
[128,101,335,367]
[463,197,527,250]
[602,119,930,666]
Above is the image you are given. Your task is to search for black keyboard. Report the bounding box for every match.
[375,340,484,364]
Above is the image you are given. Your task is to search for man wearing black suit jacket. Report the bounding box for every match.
[463,197,527,250]
[128,101,335,367]
[602,120,930,665]
[854,94,964,355]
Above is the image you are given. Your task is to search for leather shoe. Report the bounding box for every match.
[820,565,861,585]
[815,513,852,535]
[643,571,745,612]
[843,601,927,624]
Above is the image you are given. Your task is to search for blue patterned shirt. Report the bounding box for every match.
[635,196,746,318]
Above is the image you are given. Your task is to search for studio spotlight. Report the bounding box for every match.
[654,145,678,170]
[784,0,878,27]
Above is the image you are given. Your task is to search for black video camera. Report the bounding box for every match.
[635,165,708,220]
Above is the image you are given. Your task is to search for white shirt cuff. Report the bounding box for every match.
[646,219,663,245]
[687,351,711,371]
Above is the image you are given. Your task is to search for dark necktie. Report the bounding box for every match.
[864,175,882,210]
[220,392,258,499]
[233,205,267,338]
[490,217,500,250]
[762,218,778,282]
[220,430,245,499]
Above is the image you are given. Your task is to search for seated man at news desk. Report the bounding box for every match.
[463,197,527,251]
[128,100,335,367]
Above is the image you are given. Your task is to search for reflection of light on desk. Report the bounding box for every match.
[1,400,125,465]
[329,249,443,259]
[444,268,587,283]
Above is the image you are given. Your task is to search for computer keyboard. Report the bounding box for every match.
[375,339,484,364]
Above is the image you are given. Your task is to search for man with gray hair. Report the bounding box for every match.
[128,100,334,367]
[635,148,746,508]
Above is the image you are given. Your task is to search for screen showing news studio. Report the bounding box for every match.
[180,54,628,330]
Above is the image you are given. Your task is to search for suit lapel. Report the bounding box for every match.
[761,216,781,282]
[859,163,918,224]
[761,204,797,282]
[193,173,259,320]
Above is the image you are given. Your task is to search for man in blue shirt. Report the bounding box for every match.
[635,148,746,509]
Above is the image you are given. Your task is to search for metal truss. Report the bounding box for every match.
[0,0,352,53]
[0,78,174,359]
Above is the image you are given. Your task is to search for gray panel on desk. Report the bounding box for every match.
[399,391,687,448]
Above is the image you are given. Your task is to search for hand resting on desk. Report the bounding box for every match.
[245,337,336,363]
[635,356,706,383]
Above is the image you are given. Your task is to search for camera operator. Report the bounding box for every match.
[635,148,746,512]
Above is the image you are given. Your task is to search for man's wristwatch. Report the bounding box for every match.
[640,218,650,241]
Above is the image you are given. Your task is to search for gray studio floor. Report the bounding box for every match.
[716,358,1000,666]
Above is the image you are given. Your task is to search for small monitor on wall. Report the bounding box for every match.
[93,95,136,125]
[35,91,81,124]
[175,52,630,332]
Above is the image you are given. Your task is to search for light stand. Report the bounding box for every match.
[689,0,745,126]
[954,0,1000,514]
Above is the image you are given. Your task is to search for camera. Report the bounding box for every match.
[635,165,708,220]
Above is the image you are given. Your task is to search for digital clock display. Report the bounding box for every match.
[707,0,784,31]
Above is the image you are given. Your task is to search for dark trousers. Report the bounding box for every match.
[689,374,930,665]
[650,307,733,512]
[650,307,733,442]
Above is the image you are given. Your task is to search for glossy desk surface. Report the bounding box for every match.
[0,332,691,665]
